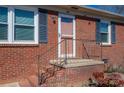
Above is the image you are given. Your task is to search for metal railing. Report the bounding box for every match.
[37,38,103,86]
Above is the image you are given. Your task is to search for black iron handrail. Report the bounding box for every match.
[37,39,65,58]
[37,38,97,58]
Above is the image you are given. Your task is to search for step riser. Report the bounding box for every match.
[50,59,101,63]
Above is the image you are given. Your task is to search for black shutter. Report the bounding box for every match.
[111,22,116,44]
[96,20,100,43]
[39,8,48,43]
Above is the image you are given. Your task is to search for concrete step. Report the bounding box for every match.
[64,60,104,68]
[50,58,104,68]
[50,58,99,63]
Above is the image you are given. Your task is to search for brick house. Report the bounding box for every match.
[0,5,124,87]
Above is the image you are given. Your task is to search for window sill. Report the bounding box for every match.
[101,43,112,47]
[50,59,104,68]
[0,42,39,47]
[0,43,43,47]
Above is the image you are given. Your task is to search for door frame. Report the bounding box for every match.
[58,13,76,58]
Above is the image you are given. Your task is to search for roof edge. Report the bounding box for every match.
[79,5,124,18]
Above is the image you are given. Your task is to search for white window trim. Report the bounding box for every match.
[100,20,111,45]
[0,6,39,44]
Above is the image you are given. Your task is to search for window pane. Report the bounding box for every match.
[101,33,108,42]
[15,9,34,25]
[61,17,73,35]
[100,22,108,33]
[14,25,34,40]
[0,24,8,40]
[0,7,8,22]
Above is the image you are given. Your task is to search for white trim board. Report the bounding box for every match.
[58,13,76,58]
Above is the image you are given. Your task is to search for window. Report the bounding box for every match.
[100,22,109,43]
[0,6,38,44]
[0,7,8,40]
[14,9,34,41]
[96,20,116,45]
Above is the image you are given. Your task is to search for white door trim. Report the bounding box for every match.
[58,13,76,58]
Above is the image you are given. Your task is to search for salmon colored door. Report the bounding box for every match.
[58,14,76,58]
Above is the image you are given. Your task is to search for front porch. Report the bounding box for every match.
[37,38,105,86]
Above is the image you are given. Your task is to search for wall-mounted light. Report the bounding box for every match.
[51,16,56,24]
[88,21,91,25]
[71,7,79,10]
[66,11,70,13]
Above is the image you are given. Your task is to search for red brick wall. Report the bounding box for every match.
[44,65,104,87]
[101,23,124,66]
[76,16,96,41]
[76,16,101,60]
[0,10,124,86]
[76,16,124,66]
[0,10,58,84]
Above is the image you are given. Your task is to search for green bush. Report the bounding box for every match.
[104,65,124,73]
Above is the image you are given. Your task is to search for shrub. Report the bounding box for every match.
[104,65,124,74]
[88,72,124,87]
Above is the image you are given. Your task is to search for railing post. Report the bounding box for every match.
[82,40,84,58]
[65,39,67,64]
[99,32,103,61]
[37,55,40,86]
[100,41,103,61]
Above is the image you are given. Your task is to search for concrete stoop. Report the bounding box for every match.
[19,75,38,87]
[50,58,104,68]
[0,75,38,87]
[0,82,20,87]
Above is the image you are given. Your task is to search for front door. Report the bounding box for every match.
[58,14,76,58]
